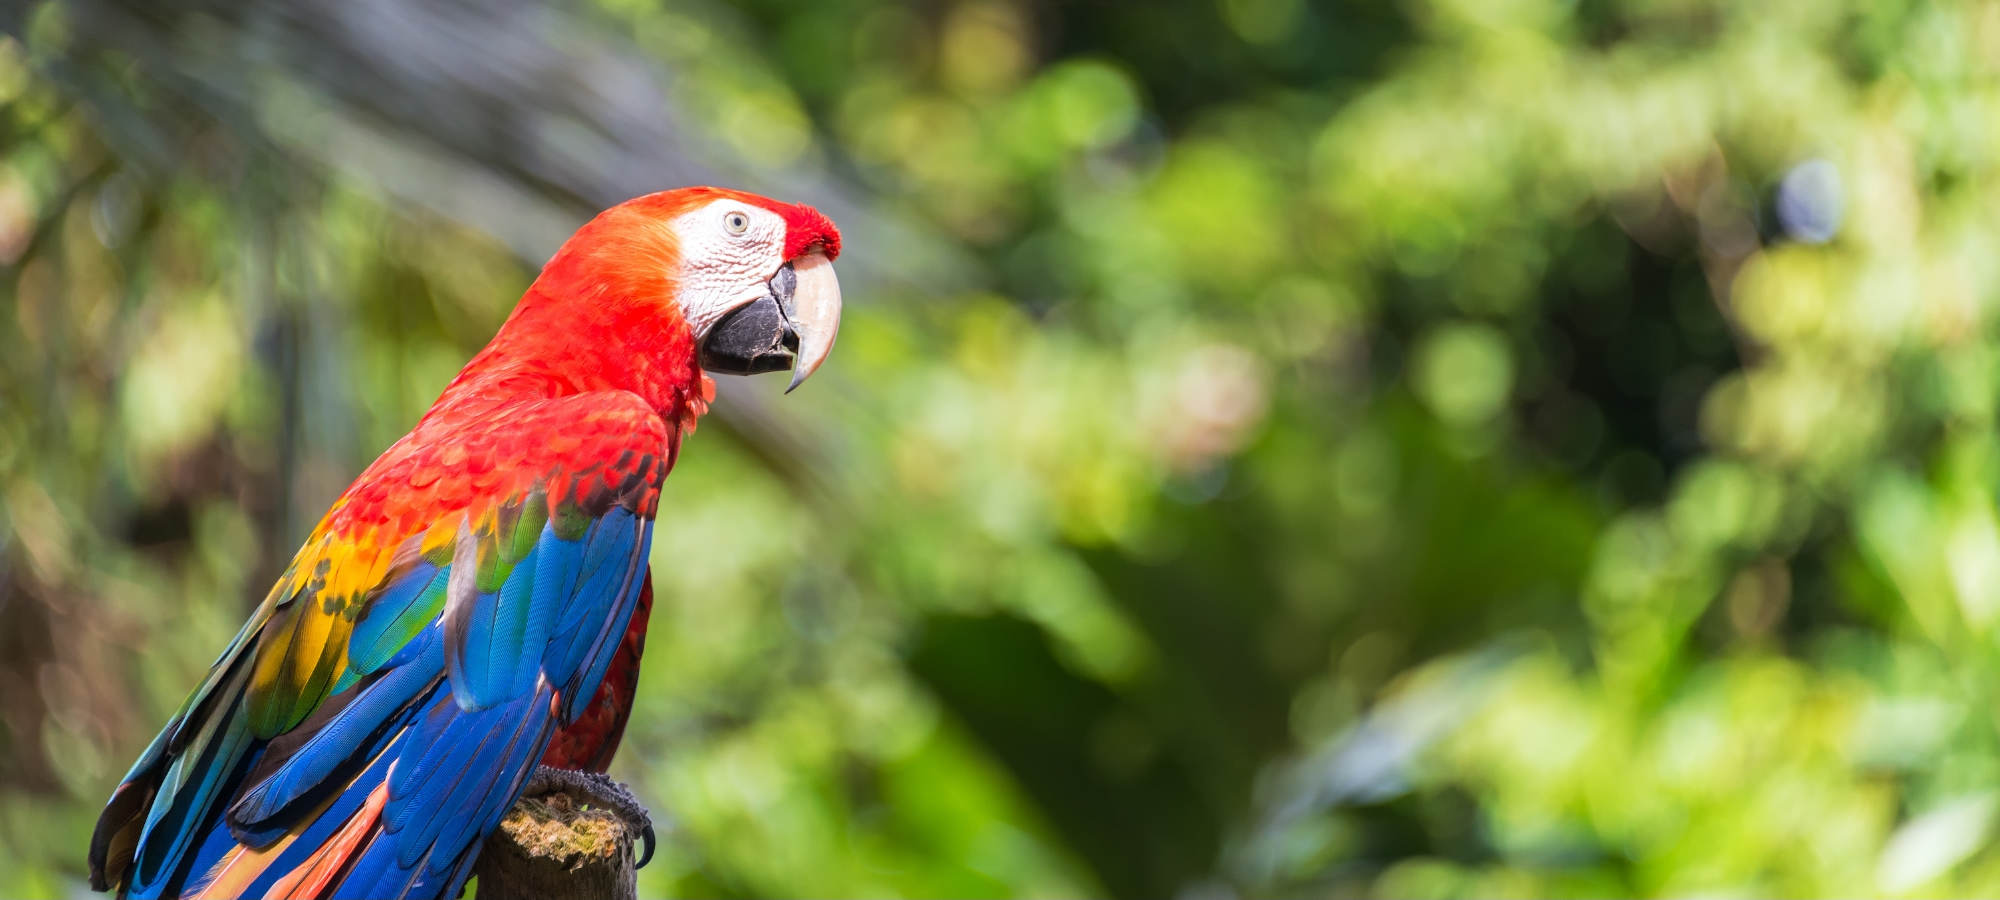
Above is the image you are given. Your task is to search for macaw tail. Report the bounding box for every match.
[91,634,265,898]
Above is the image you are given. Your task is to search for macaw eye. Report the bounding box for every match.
[724,211,750,235]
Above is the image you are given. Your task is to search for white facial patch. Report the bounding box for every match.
[669,199,788,337]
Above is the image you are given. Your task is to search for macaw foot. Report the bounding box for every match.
[522,766,656,869]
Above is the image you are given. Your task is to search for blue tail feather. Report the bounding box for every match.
[173,742,269,897]
[423,687,556,876]
[129,659,259,900]
[130,710,255,899]
[338,680,555,896]
[235,732,407,899]
[391,685,550,869]
[328,832,405,900]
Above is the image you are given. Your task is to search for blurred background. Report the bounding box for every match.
[0,0,1995,896]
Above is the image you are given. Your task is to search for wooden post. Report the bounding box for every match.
[472,770,652,900]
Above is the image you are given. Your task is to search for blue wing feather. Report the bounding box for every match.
[451,578,501,707]
[544,510,649,722]
[564,530,650,723]
[349,561,449,679]
[507,537,559,698]
[229,631,444,829]
[447,538,551,710]
[556,510,637,637]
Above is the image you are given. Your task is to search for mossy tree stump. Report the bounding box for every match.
[472,770,652,899]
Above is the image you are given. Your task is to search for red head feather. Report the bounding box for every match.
[764,199,841,261]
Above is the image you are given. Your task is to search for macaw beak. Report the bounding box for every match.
[696,246,842,392]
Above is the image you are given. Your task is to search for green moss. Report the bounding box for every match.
[496,793,629,868]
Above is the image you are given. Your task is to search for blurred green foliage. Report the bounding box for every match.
[4,0,2000,896]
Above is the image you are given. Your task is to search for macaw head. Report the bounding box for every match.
[654,188,843,392]
[529,186,844,395]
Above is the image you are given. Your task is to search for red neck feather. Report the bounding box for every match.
[429,192,708,427]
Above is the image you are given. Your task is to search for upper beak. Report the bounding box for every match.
[696,247,842,392]
[781,248,841,392]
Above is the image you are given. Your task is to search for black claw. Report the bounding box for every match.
[637,823,656,870]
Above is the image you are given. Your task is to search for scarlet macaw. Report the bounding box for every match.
[87,187,843,899]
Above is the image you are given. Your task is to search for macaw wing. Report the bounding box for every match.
[89,391,670,900]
